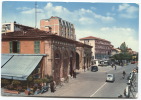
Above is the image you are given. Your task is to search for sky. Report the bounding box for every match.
[1,1,139,52]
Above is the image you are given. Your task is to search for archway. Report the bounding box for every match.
[63,51,69,78]
[76,52,80,70]
[69,51,74,77]
[54,50,61,84]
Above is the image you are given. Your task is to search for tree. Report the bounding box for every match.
[120,42,128,53]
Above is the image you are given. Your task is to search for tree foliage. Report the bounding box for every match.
[120,42,128,53]
[111,52,132,61]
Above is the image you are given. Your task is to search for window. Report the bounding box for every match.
[6,24,11,30]
[34,41,40,54]
[9,41,20,53]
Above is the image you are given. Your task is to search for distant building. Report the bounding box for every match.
[40,16,76,40]
[127,48,133,54]
[111,48,121,56]
[1,22,34,34]
[79,36,113,60]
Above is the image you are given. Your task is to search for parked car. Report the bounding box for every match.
[131,61,135,64]
[106,74,115,82]
[91,66,98,72]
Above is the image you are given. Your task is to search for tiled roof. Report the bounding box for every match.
[2,29,92,48]
[79,36,110,42]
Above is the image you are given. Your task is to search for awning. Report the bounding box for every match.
[1,54,46,80]
[1,54,13,68]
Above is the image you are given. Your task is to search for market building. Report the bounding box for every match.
[1,29,92,84]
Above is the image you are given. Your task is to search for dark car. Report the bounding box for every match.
[131,61,135,64]
[91,66,98,72]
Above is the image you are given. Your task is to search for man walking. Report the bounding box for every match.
[123,71,126,79]
[115,65,116,70]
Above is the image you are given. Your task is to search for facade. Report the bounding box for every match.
[111,48,121,56]
[79,36,113,60]
[40,16,76,40]
[127,48,134,54]
[1,22,34,34]
[2,29,92,84]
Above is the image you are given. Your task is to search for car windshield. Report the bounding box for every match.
[108,75,112,77]
[92,66,97,68]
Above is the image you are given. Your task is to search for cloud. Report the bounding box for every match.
[21,8,44,14]
[100,27,138,51]
[94,13,115,22]
[16,7,31,10]
[106,12,116,16]
[19,2,115,26]
[118,4,138,18]
[118,4,130,11]
[90,7,96,10]
[78,17,95,25]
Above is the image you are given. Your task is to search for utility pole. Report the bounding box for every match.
[35,2,37,28]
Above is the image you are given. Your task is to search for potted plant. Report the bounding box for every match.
[42,78,48,86]
[1,79,10,87]
[12,80,21,90]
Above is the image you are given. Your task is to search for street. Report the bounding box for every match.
[37,63,138,98]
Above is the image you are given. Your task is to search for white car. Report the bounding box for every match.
[106,74,115,82]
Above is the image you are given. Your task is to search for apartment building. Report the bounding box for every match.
[40,16,76,40]
[79,36,113,60]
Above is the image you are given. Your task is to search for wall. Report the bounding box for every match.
[2,41,9,53]
[2,40,45,54]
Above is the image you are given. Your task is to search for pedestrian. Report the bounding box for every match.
[84,66,86,72]
[111,64,113,68]
[53,81,56,91]
[115,65,116,70]
[122,71,126,79]
[73,70,76,78]
[50,81,55,93]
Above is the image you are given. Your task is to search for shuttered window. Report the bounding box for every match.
[9,41,20,53]
[34,41,40,54]
[9,41,12,53]
[17,41,20,53]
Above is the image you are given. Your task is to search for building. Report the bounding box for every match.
[111,48,121,56]
[2,29,92,84]
[1,22,34,34]
[79,36,113,60]
[40,16,76,40]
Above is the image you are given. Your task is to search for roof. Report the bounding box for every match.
[1,54,46,80]
[2,22,34,30]
[114,48,121,52]
[2,29,92,48]
[79,36,110,43]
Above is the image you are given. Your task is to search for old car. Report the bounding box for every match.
[91,66,98,72]
[106,74,115,82]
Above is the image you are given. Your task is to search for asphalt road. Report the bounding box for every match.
[91,64,138,98]
[37,63,138,98]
